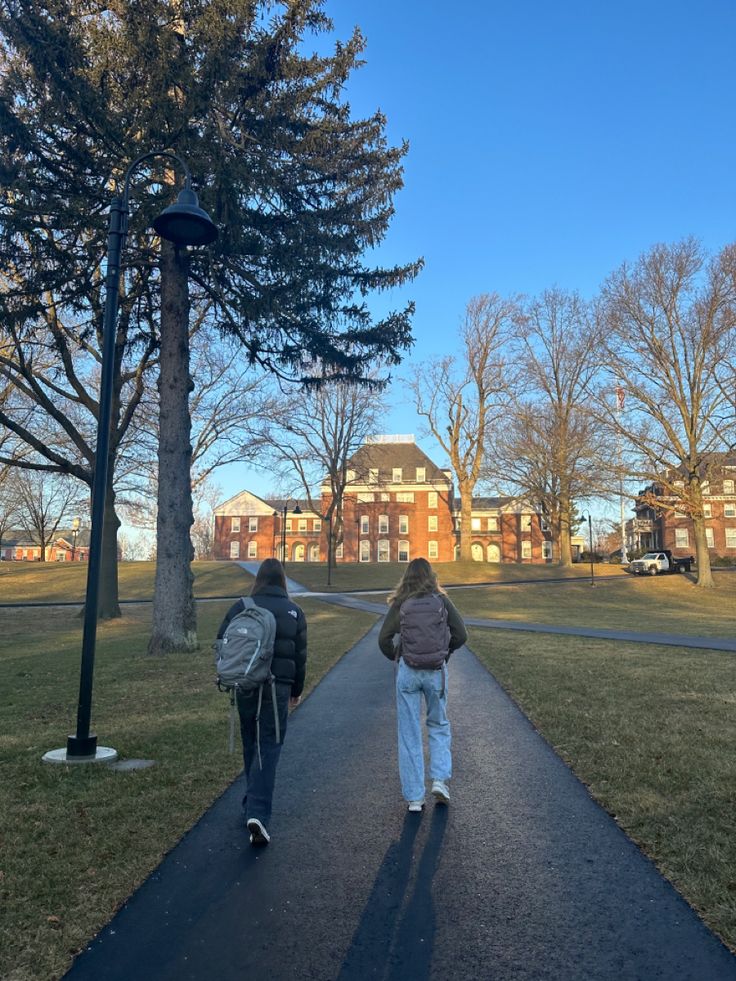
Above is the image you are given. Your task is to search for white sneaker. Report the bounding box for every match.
[247,818,271,845]
[431,780,450,804]
[407,800,425,812]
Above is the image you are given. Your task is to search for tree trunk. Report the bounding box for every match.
[692,512,715,588]
[558,496,573,567]
[459,479,473,561]
[148,242,198,655]
[98,484,121,619]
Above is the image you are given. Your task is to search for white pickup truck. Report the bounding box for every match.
[628,550,694,575]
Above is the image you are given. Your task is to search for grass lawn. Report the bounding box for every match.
[273,559,628,593]
[468,628,736,952]
[0,560,252,604]
[451,572,736,637]
[0,597,378,981]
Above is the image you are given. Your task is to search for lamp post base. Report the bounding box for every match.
[42,746,118,765]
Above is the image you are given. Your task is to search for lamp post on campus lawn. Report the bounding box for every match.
[70,517,80,561]
[43,150,217,765]
[583,512,595,587]
[279,501,301,567]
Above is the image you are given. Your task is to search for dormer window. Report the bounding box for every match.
[393,468,402,483]
[368,468,379,483]
[416,467,426,483]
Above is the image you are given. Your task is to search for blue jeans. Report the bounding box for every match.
[237,682,290,825]
[395,658,451,802]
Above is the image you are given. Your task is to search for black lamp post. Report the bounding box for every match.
[583,512,595,587]
[44,150,217,765]
[71,517,80,562]
[280,501,302,567]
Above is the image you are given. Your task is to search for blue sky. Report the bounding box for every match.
[219,0,736,505]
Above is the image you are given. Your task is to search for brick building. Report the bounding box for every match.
[213,435,552,564]
[625,455,736,559]
[0,528,90,562]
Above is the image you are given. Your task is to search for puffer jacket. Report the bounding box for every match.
[216,586,308,697]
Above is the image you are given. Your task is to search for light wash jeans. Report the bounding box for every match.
[395,657,451,802]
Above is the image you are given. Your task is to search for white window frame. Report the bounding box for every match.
[286,518,292,532]
[703,503,712,518]
[399,515,409,535]
[377,539,390,562]
[392,468,402,483]
[248,516,258,532]
[724,479,735,495]
[522,515,532,531]
[231,517,240,533]
[725,503,736,518]
[701,481,710,495]
[675,528,690,548]
[488,517,498,531]
[428,515,438,532]
[471,517,481,531]
[416,467,426,483]
[229,541,240,559]
[360,515,370,535]
[313,519,321,531]
[521,540,532,559]
[378,514,389,534]
[335,542,344,559]
[705,527,715,548]
[298,518,307,532]
[428,540,438,559]
[359,540,371,562]
[428,491,438,509]
[396,492,415,503]
[247,541,257,558]
[398,540,410,562]
[542,540,553,560]
[725,528,736,549]
[368,468,379,484]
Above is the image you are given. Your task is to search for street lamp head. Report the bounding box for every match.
[153,186,218,247]
[293,504,302,515]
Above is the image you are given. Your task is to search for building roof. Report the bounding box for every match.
[342,437,451,486]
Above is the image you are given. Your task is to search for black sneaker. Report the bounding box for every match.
[247,818,271,846]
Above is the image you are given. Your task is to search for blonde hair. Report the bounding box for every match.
[387,557,446,606]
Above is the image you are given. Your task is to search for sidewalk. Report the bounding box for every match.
[64,622,736,980]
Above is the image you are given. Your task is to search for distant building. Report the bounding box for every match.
[213,436,554,564]
[625,455,736,558]
[0,528,90,562]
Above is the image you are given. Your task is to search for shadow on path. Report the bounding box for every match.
[338,807,448,981]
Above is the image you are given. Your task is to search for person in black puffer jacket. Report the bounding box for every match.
[216,557,307,846]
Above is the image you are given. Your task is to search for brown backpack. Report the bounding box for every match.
[399,593,451,670]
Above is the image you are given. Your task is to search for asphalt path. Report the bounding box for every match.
[64,621,736,981]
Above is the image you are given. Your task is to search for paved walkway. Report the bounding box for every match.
[64,616,736,980]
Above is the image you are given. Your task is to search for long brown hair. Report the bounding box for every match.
[387,557,445,606]
[251,557,288,595]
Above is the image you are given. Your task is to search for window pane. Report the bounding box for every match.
[398,540,409,562]
[428,540,438,558]
[428,492,438,509]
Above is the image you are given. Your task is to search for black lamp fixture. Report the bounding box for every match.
[43,150,217,766]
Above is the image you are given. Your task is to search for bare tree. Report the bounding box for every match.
[488,289,612,566]
[9,470,85,561]
[409,294,515,560]
[191,478,223,561]
[258,380,388,565]
[597,239,736,587]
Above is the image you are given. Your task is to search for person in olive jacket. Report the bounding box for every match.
[216,557,307,846]
[378,558,467,812]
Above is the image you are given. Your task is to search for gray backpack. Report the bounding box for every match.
[399,593,451,670]
[215,597,279,755]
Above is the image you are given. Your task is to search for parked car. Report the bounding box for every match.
[628,550,694,575]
